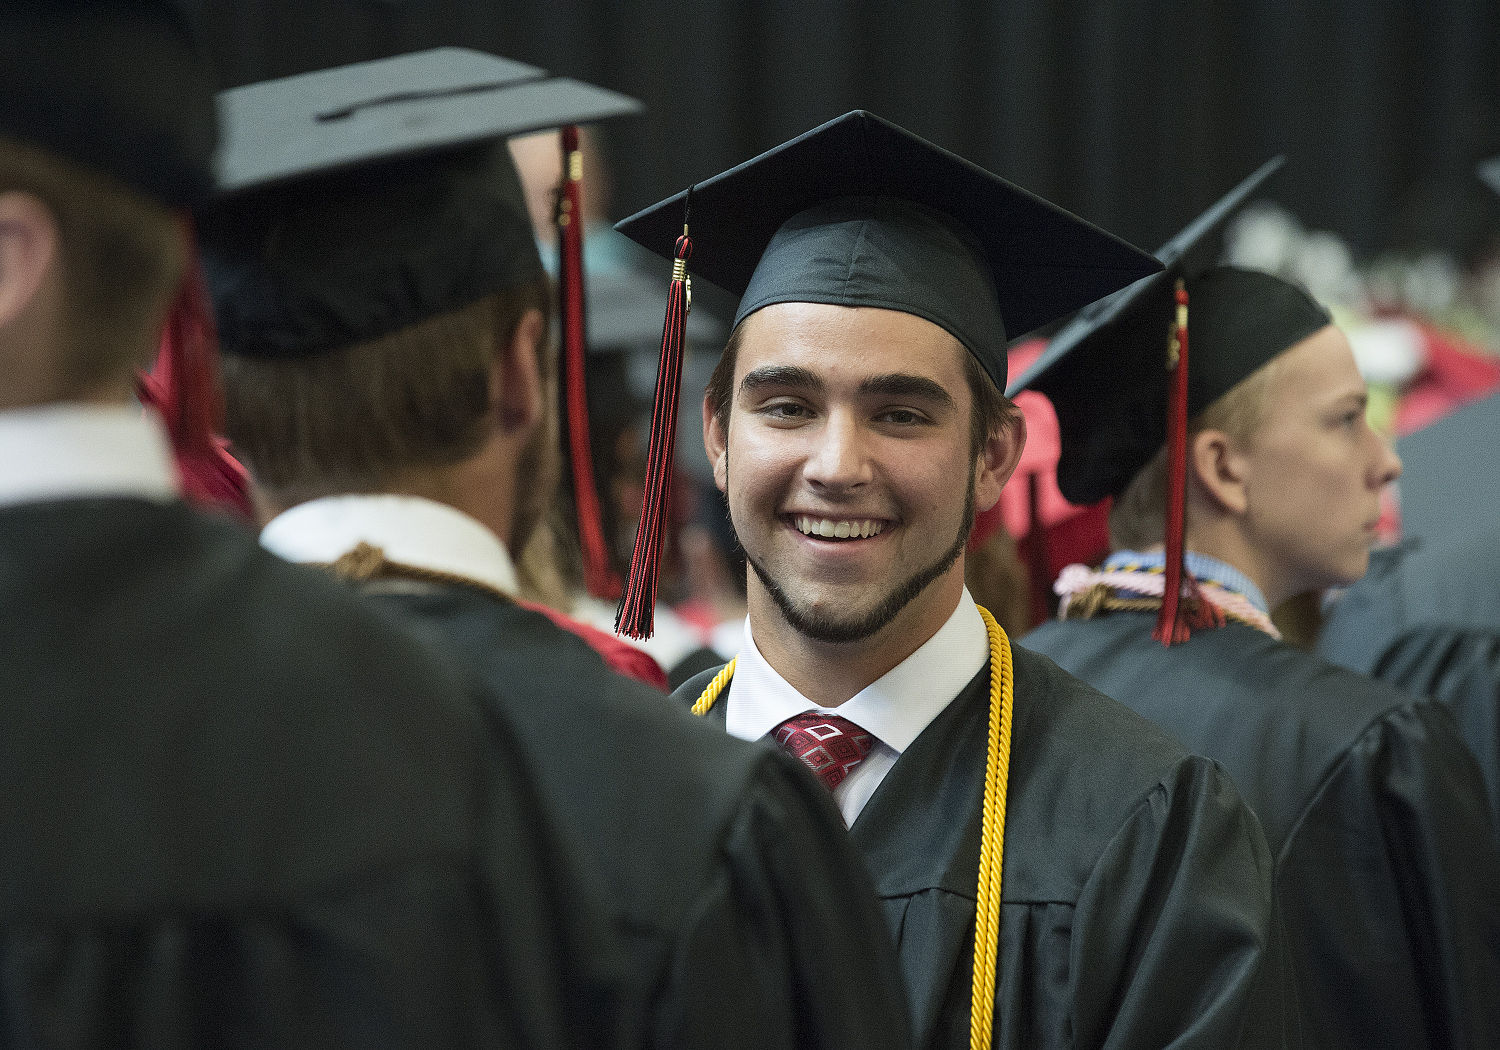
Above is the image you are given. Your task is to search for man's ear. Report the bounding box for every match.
[0,191,58,329]
[974,411,1026,514]
[702,391,728,493]
[1189,428,1250,515]
[493,306,547,435]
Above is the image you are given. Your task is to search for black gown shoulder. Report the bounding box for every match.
[1319,530,1500,825]
[675,646,1284,1050]
[0,497,599,1048]
[374,583,912,1050]
[1026,610,1500,1050]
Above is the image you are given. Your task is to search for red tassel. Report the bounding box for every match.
[1155,280,1201,646]
[557,125,620,599]
[137,218,252,518]
[616,218,693,640]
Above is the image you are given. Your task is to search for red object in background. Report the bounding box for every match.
[137,227,252,519]
[1394,324,1500,437]
[970,339,1111,623]
[518,598,670,691]
[557,125,621,601]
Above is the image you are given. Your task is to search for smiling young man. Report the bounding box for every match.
[1018,235,1500,1043]
[205,56,912,1050]
[622,111,1290,1050]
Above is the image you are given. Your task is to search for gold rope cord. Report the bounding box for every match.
[691,608,1014,1050]
[968,604,1013,1050]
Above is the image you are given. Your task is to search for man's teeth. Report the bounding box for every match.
[794,516,884,539]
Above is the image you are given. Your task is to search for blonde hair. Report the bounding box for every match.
[0,136,185,398]
[1108,353,1286,550]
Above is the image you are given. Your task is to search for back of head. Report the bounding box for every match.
[0,0,216,405]
[206,145,551,502]
[198,50,639,505]
[1108,267,1331,549]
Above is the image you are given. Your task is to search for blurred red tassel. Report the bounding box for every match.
[137,219,251,519]
[557,125,621,599]
[616,217,692,640]
[1154,280,1202,646]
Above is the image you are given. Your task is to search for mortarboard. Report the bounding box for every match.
[193,50,640,585]
[0,0,216,208]
[1396,389,1500,547]
[1009,158,1331,643]
[610,109,1163,638]
[199,48,640,360]
[0,0,232,511]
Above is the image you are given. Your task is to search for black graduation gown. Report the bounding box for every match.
[1026,611,1500,1050]
[675,646,1285,1050]
[0,497,609,1049]
[1318,530,1500,826]
[364,580,912,1050]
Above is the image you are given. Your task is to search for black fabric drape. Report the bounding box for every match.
[181,0,1500,264]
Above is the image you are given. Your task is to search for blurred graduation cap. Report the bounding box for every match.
[609,108,1164,637]
[1478,157,1500,196]
[1010,157,1332,643]
[201,48,640,358]
[0,0,216,208]
[1396,389,1500,546]
[193,49,641,589]
[0,1,236,511]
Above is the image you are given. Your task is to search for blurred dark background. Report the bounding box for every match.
[181,0,1500,268]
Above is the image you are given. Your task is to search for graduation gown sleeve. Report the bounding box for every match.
[652,751,914,1050]
[1028,612,1500,1050]
[1361,627,1500,824]
[1274,698,1500,1049]
[1067,758,1280,1050]
[379,587,912,1050]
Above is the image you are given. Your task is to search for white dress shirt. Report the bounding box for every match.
[725,589,989,826]
[0,403,179,508]
[259,493,519,595]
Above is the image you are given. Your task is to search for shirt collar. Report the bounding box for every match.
[260,493,518,595]
[0,402,180,509]
[1105,548,1269,614]
[726,588,989,751]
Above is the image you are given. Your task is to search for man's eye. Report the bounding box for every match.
[878,409,925,425]
[764,401,810,419]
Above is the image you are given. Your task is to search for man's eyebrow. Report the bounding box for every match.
[859,373,955,408]
[739,365,822,394]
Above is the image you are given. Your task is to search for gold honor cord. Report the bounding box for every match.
[691,606,1015,1050]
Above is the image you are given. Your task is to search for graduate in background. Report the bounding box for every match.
[204,52,910,1050]
[1020,162,1500,1050]
[626,110,1286,1050]
[0,5,598,1046]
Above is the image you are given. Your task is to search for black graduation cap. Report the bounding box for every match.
[1009,158,1331,644]
[1396,390,1500,547]
[198,48,641,360]
[0,0,216,207]
[615,109,1164,392]
[1008,157,1329,505]
[607,109,1163,638]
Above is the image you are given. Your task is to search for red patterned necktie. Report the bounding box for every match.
[773,712,876,792]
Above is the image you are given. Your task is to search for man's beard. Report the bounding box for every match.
[736,466,976,645]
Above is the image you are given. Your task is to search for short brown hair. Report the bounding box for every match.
[1108,352,1286,551]
[222,279,550,504]
[0,136,185,398]
[705,316,1020,456]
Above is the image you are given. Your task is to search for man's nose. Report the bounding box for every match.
[803,412,872,490]
[1371,432,1402,488]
